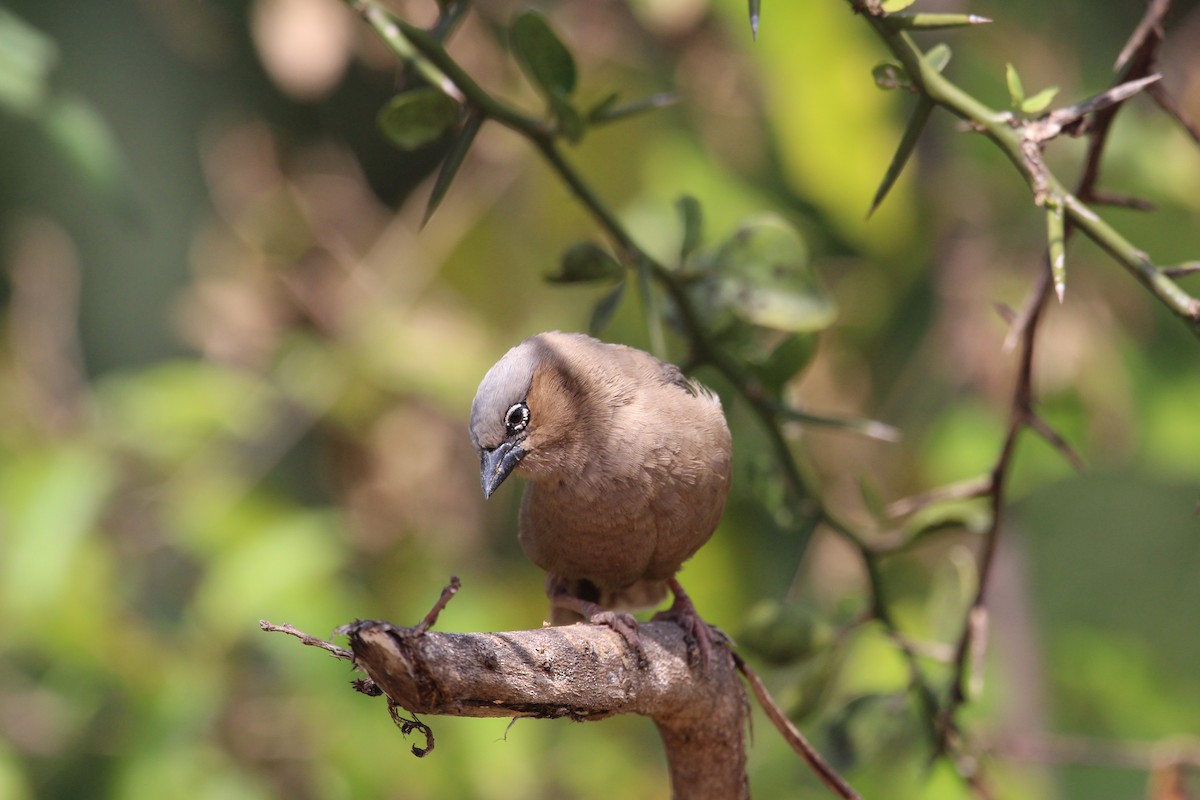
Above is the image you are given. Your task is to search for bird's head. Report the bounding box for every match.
[469,333,592,499]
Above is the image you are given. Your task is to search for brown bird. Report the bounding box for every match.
[469,331,732,664]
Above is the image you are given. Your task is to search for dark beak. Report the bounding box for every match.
[480,441,525,499]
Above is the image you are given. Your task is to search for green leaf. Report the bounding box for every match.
[0,444,114,619]
[902,498,991,544]
[738,599,833,666]
[1021,85,1060,115]
[423,109,483,225]
[711,323,818,394]
[872,61,911,91]
[1005,63,1025,108]
[869,96,933,218]
[588,279,626,335]
[548,92,584,142]
[548,241,624,283]
[40,93,130,207]
[880,0,917,11]
[511,10,577,99]
[676,195,704,261]
[925,43,953,74]
[756,332,818,392]
[1046,197,1067,302]
[377,88,460,151]
[711,214,836,333]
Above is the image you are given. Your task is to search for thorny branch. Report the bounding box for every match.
[853,0,1199,791]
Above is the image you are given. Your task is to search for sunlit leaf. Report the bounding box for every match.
[548,241,623,283]
[711,214,836,333]
[902,498,992,543]
[880,0,917,11]
[377,88,460,151]
[0,8,57,115]
[511,10,576,99]
[1021,85,1060,115]
[928,545,978,641]
[1005,62,1025,107]
[869,96,932,217]
[423,108,483,225]
[0,445,113,619]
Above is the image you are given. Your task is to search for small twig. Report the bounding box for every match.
[772,402,902,443]
[1114,0,1169,71]
[260,620,355,661]
[1026,74,1162,145]
[884,474,993,520]
[1085,189,1156,211]
[732,652,863,800]
[1026,412,1087,472]
[415,575,462,634]
[1148,83,1200,147]
[939,265,1051,754]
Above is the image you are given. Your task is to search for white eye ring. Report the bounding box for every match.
[505,402,530,433]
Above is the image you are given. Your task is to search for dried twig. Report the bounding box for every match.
[260,620,355,661]
[732,652,863,800]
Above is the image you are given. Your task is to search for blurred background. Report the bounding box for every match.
[1,0,1198,797]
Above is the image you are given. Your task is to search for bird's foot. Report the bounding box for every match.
[547,582,647,667]
[652,577,723,669]
[585,609,647,665]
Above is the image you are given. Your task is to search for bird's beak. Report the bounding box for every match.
[480,441,525,499]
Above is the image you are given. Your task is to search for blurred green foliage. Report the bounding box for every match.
[0,0,1198,798]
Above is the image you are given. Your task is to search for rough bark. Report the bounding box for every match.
[343,618,749,799]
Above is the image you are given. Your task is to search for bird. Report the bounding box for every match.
[468,331,732,665]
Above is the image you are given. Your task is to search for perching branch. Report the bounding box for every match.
[345,618,751,798]
[266,579,865,798]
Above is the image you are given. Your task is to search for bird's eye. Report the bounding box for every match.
[505,402,530,433]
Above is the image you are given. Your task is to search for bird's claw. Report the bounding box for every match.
[653,577,722,669]
[587,609,648,667]
[652,604,716,668]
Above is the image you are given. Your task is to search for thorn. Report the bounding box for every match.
[993,302,1017,325]
[750,14,759,40]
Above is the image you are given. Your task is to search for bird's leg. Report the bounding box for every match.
[652,577,717,668]
[545,575,646,665]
